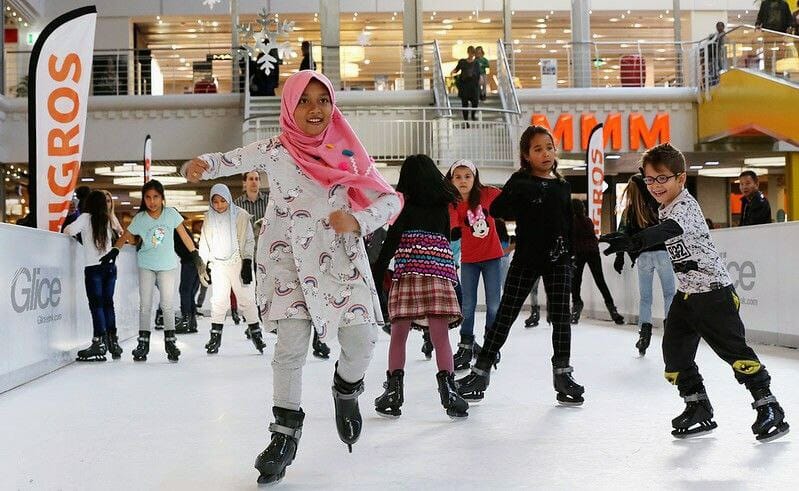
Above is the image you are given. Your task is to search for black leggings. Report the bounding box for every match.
[476,261,572,368]
[572,251,615,307]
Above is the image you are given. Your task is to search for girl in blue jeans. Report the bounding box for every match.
[65,190,123,361]
[614,175,676,355]
[446,160,504,370]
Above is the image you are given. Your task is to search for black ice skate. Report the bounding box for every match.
[525,305,540,328]
[164,330,180,363]
[437,371,469,419]
[174,314,187,333]
[453,334,475,371]
[553,366,585,406]
[455,366,490,402]
[606,302,625,325]
[248,323,266,354]
[76,337,107,362]
[254,407,304,486]
[472,342,501,370]
[154,309,164,330]
[421,330,434,360]
[105,329,123,360]
[187,310,198,333]
[374,369,404,418]
[206,324,223,354]
[571,300,584,324]
[332,368,364,452]
[636,323,652,356]
[671,392,717,438]
[132,331,151,362]
[750,387,790,443]
[312,331,331,359]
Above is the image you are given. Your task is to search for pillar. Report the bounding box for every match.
[230,0,240,93]
[502,0,512,43]
[786,153,799,221]
[320,0,340,89]
[403,0,423,90]
[570,0,591,88]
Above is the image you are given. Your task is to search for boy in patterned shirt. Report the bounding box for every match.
[600,143,789,442]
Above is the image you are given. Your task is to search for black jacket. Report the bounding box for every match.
[740,191,772,226]
[490,170,572,269]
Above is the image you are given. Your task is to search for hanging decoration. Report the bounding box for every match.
[357,31,371,47]
[402,46,416,63]
[237,9,295,74]
[202,0,222,10]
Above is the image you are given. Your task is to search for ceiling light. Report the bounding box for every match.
[563,29,571,34]
[121,201,131,205]
[478,18,491,24]
[442,19,454,24]
[704,161,720,166]
[130,190,203,200]
[96,164,176,177]
[633,23,642,28]
[609,18,619,22]
[537,18,545,22]
[689,165,704,170]
[744,157,785,167]
[80,177,95,182]
[536,23,547,28]
[698,168,766,178]
[606,154,621,160]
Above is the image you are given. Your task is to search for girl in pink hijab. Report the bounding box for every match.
[183,70,402,485]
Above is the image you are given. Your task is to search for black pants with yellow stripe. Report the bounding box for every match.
[663,285,771,396]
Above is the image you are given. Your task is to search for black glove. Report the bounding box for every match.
[613,253,625,274]
[100,247,119,265]
[190,250,211,286]
[241,259,253,285]
[598,232,641,256]
[450,227,462,241]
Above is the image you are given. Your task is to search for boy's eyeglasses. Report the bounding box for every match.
[642,173,682,185]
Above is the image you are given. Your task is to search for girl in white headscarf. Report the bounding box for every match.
[199,183,266,354]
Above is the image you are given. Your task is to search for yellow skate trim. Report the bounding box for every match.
[664,371,679,385]
[732,292,740,311]
[733,360,761,375]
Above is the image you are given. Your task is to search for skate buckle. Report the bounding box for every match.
[752,395,778,409]
[332,384,365,400]
[553,366,574,375]
[471,366,490,378]
[683,393,709,403]
[268,422,302,439]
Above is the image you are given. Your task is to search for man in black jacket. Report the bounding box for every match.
[738,170,772,226]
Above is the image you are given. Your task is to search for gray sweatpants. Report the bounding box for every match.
[270,318,377,411]
[139,267,178,332]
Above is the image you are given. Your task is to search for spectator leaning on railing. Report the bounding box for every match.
[738,170,772,226]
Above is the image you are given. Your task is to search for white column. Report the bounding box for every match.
[502,0,512,43]
[403,0,423,90]
[570,0,591,88]
[320,0,341,89]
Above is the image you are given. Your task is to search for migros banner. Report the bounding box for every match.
[531,111,670,153]
[28,6,97,231]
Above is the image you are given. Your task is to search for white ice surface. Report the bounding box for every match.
[1,313,797,490]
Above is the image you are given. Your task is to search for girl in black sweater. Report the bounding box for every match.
[456,125,586,406]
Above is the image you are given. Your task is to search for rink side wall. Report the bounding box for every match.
[577,221,799,348]
[0,223,139,393]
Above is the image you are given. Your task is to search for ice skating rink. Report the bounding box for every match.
[1,313,797,490]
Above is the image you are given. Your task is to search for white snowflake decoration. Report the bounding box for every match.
[402,46,417,63]
[237,9,296,75]
[202,0,222,10]
[357,31,371,47]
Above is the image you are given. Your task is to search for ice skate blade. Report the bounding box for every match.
[556,399,584,407]
[375,410,401,419]
[168,358,179,363]
[756,423,790,443]
[312,353,330,360]
[347,444,352,453]
[672,421,718,439]
[524,322,538,328]
[462,395,484,404]
[256,470,286,486]
[133,357,147,362]
[76,357,107,362]
[448,413,469,421]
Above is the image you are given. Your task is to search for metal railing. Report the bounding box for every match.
[5,46,246,97]
[431,40,452,118]
[316,42,436,91]
[244,106,524,166]
[504,40,702,89]
[717,25,799,82]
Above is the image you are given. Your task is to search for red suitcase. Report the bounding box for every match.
[620,54,646,87]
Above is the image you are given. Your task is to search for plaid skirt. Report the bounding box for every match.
[388,275,462,330]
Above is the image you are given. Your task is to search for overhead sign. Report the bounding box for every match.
[531,112,670,153]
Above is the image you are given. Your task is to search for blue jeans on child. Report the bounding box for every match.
[636,250,676,326]
[84,263,117,337]
[459,258,502,338]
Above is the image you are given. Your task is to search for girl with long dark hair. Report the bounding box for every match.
[372,154,468,420]
[102,179,206,363]
[64,190,122,361]
[457,125,585,406]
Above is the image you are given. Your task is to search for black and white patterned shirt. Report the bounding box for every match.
[659,189,731,294]
[234,190,269,231]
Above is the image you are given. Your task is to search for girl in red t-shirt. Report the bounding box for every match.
[446,160,504,370]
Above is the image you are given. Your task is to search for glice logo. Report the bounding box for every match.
[10,267,62,313]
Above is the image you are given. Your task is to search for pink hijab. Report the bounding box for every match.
[278,70,400,216]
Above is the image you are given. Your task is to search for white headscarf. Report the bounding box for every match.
[207,183,240,261]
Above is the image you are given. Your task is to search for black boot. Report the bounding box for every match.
[421,330,433,360]
[453,334,474,371]
[164,330,180,363]
[248,323,266,354]
[76,337,107,362]
[750,387,790,442]
[332,367,364,452]
[254,406,304,485]
[636,323,653,355]
[570,300,583,324]
[607,302,625,325]
[672,391,717,438]
[105,329,123,360]
[553,365,585,406]
[206,323,223,354]
[312,331,331,359]
[132,331,150,362]
[455,365,490,402]
[374,370,404,418]
[154,309,164,330]
[525,305,540,328]
[175,314,190,334]
[437,371,469,419]
[187,310,198,333]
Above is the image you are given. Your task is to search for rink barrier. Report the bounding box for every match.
[0,223,139,393]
